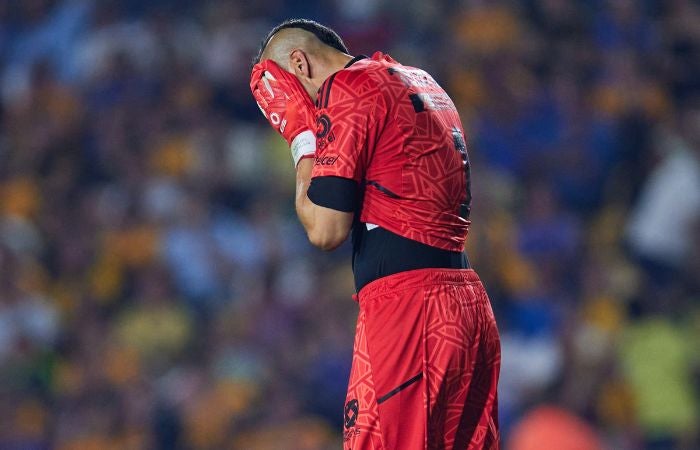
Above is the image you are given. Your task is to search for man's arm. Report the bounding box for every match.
[295,69,380,251]
[295,158,353,251]
[250,61,351,249]
[250,61,370,251]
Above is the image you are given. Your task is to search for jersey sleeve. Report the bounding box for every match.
[310,69,383,183]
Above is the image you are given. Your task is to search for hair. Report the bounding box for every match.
[252,19,348,66]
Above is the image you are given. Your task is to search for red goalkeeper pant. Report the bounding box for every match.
[343,268,500,450]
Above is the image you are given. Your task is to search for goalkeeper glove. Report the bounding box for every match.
[250,60,316,167]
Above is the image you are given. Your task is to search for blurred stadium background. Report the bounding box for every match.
[0,0,699,449]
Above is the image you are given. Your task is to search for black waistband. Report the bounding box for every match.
[351,226,470,292]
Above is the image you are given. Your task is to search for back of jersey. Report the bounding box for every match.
[311,52,471,252]
[358,53,471,252]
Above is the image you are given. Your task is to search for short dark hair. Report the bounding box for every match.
[253,19,348,66]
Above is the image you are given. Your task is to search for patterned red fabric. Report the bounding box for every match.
[311,52,471,252]
[344,268,501,450]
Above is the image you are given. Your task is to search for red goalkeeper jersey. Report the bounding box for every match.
[305,54,500,449]
[309,52,471,252]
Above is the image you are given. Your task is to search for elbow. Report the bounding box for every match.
[307,227,348,251]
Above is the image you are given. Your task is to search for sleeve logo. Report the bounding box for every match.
[316,114,335,149]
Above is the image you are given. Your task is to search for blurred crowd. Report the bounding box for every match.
[0,0,699,449]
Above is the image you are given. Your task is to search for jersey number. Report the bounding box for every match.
[452,128,472,220]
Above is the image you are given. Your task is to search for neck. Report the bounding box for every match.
[317,52,354,83]
[332,52,354,71]
[306,52,354,101]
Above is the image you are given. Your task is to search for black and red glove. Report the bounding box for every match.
[250,60,316,167]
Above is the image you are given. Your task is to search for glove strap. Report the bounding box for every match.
[290,130,316,167]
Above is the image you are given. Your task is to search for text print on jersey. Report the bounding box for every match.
[387,67,457,112]
[315,155,338,166]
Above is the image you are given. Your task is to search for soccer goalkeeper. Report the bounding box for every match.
[251,19,500,450]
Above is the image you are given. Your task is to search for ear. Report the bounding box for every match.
[289,49,312,79]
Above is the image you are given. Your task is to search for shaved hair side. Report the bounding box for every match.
[253,19,349,67]
[261,28,323,68]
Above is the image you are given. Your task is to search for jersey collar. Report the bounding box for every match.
[344,54,368,68]
[315,55,370,107]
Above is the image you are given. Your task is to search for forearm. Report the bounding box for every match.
[295,157,315,234]
[294,158,352,251]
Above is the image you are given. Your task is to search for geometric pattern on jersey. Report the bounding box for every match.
[312,52,472,252]
[344,268,501,449]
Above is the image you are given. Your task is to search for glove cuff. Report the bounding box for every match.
[290,130,316,167]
